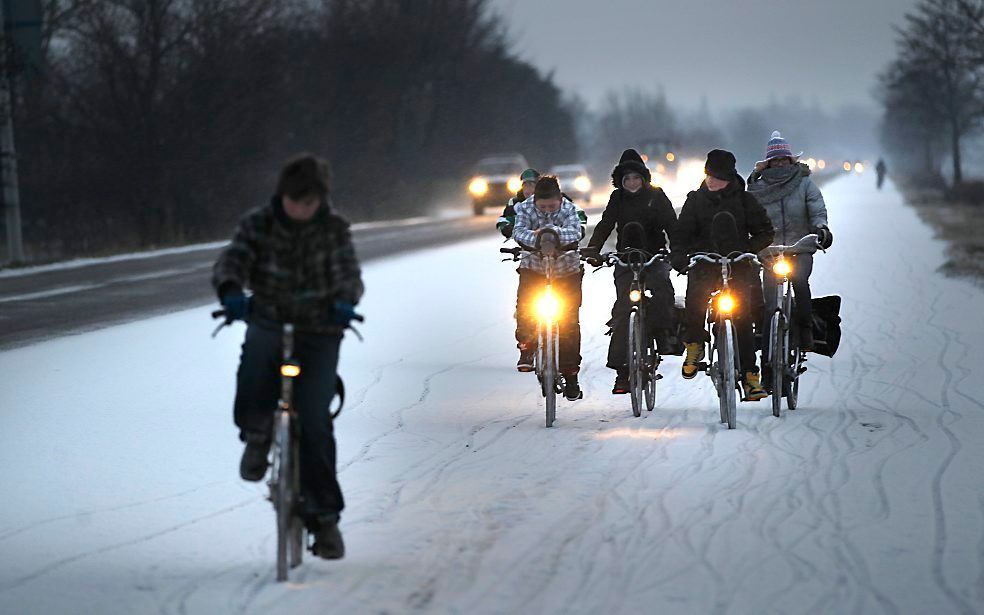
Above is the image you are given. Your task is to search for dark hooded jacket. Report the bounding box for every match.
[670,177,774,271]
[586,149,676,254]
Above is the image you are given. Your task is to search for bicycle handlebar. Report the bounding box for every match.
[758,234,821,259]
[687,251,761,270]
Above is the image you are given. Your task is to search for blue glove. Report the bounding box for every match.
[332,301,359,327]
[221,290,251,321]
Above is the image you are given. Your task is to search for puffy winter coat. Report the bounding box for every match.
[747,163,828,246]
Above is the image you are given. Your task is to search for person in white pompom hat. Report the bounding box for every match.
[747,131,831,352]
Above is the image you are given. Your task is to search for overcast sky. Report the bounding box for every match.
[491,0,921,112]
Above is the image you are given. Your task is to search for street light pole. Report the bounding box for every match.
[0,0,24,264]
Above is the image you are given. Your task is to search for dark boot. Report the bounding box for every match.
[311,513,345,560]
[239,434,270,482]
[612,368,630,394]
[517,343,535,372]
[563,373,583,401]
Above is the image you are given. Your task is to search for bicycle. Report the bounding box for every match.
[685,251,761,430]
[212,307,362,581]
[587,246,670,416]
[759,234,821,416]
[501,228,576,427]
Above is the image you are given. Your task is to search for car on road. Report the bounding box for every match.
[549,164,592,204]
[468,154,528,215]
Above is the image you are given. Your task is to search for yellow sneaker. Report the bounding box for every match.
[682,342,704,379]
[743,371,768,401]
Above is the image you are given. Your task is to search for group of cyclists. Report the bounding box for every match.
[204,130,833,565]
[499,130,832,404]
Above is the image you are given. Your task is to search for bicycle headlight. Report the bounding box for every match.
[535,290,561,322]
[280,362,301,378]
[772,258,792,277]
[469,178,489,196]
[507,177,522,193]
[716,293,736,314]
[629,289,642,303]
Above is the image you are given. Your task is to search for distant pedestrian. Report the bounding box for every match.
[876,158,887,189]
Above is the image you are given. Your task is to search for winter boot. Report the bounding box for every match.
[517,343,535,372]
[682,343,704,379]
[239,434,271,482]
[564,373,583,401]
[742,371,768,401]
[612,368,630,394]
[311,513,345,560]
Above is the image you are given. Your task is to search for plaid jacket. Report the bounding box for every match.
[212,198,364,332]
[512,197,583,276]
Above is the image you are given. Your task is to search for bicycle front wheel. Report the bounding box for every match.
[719,320,737,429]
[628,310,643,417]
[543,323,557,427]
[770,311,785,418]
[273,410,291,581]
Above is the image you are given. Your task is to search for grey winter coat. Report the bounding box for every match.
[746,163,828,246]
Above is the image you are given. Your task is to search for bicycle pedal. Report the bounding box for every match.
[654,373,663,380]
[697,361,709,371]
[798,366,807,374]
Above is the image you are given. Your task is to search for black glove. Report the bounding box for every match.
[671,253,688,275]
[813,225,833,249]
[581,246,602,267]
[221,288,251,322]
[498,223,513,239]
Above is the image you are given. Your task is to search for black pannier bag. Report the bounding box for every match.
[811,295,841,357]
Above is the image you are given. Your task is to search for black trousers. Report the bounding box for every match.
[515,268,583,373]
[234,323,344,519]
[608,261,674,370]
[683,262,759,374]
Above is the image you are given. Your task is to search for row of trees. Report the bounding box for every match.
[10,0,576,259]
[879,0,984,185]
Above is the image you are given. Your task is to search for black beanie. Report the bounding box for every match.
[611,148,652,188]
[705,149,737,181]
[277,154,331,199]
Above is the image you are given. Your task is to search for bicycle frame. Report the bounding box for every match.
[271,323,304,582]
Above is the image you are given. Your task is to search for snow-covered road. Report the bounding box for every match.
[2,174,983,614]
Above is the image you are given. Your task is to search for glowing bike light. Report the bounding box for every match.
[629,289,642,303]
[507,177,523,193]
[716,293,736,314]
[535,290,561,322]
[772,259,792,276]
[280,363,301,378]
[469,178,489,196]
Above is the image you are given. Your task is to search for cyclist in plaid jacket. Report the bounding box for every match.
[212,154,362,560]
[512,175,584,401]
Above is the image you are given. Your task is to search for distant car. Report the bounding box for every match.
[549,164,592,204]
[468,154,529,215]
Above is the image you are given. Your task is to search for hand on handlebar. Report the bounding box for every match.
[220,290,251,322]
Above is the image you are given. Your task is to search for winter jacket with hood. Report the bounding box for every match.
[671,176,774,271]
[586,149,677,255]
[746,162,828,246]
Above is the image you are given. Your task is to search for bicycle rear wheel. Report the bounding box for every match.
[273,410,291,582]
[720,320,737,429]
[770,311,785,418]
[288,428,304,569]
[786,332,800,410]
[628,310,643,417]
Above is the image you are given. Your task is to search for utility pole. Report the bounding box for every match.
[0,0,23,264]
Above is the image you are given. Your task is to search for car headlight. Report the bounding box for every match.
[573,176,591,193]
[507,177,522,193]
[469,178,489,196]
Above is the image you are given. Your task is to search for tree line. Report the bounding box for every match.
[879,0,984,187]
[9,0,576,260]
